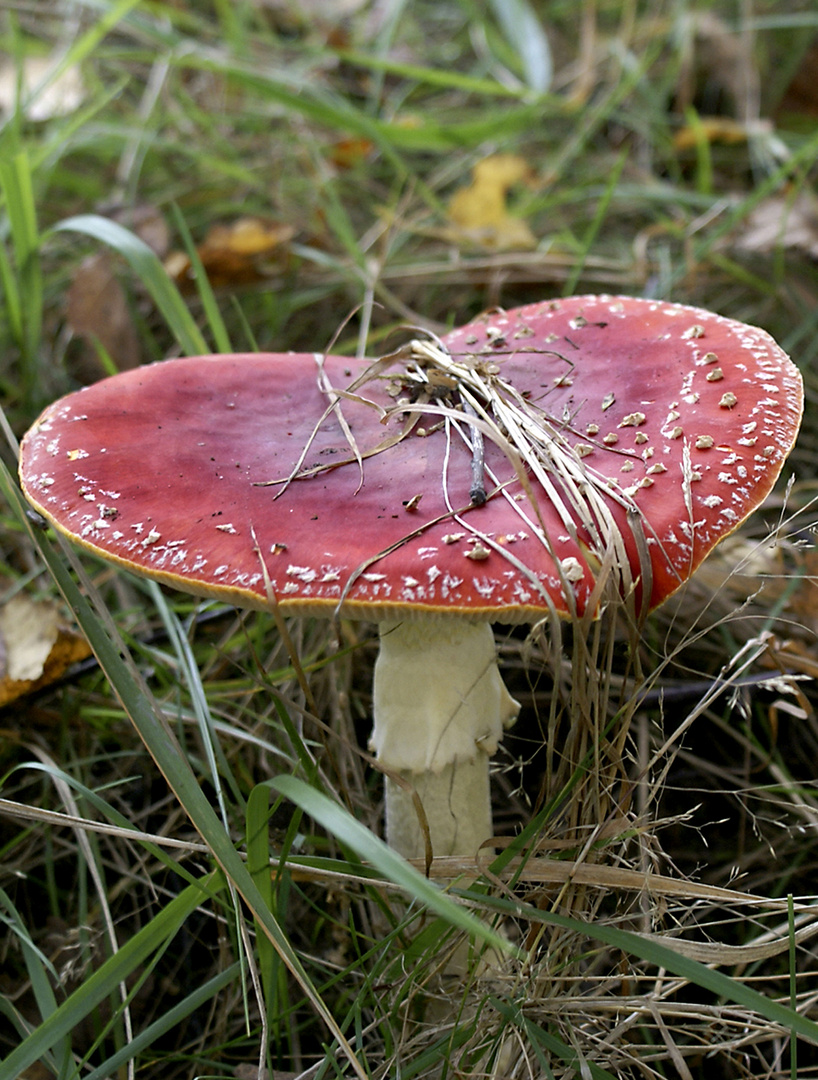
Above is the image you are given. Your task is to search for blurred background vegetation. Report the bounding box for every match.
[2,2,818,1078]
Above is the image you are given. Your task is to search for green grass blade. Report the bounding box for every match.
[332,49,527,98]
[146,579,241,821]
[271,774,517,957]
[488,0,553,94]
[0,456,367,1079]
[169,203,233,352]
[684,126,818,284]
[173,51,560,153]
[0,150,42,398]
[11,759,205,889]
[589,914,818,1045]
[246,783,277,1025]
[0,888,58,983]
[0,153,38,272]
[50,215,209,356]
[789,893,798,1079]
[0,0,142,133]
[0,878,215,1080]
[492,995,613,1079]
[0,889,71,1078]
[80,963,240,1080]
[0,234,23,347]
[563,150,627,297]
[472,892,818,1047]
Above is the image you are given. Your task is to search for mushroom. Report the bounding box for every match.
[19,296,803,864]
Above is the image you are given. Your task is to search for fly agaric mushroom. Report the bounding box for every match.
[19,296,802,863]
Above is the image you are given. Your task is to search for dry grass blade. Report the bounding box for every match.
[5,3,818,1076]
[393,338,658,626]
[259,350,421,490]
[0,798,210,853]
[279,334,655,631]
[314,353,369,495]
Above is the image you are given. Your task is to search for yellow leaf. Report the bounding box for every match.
[166,217,295,289]
[672,117,748,151]
[447,154,537,251]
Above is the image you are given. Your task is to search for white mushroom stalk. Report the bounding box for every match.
[370,619,520,859]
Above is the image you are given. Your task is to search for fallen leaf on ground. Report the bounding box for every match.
[775,38,818,120]
[689,535,784,603]
[166,217,295,289]
[66,252,142,381]
[672,11,755,118]
[447,153,537,251]
[672,116,749,151]
[734,188,818,259]
[0,54,86,120]
[327,135,375,169]
[0,594,91,708]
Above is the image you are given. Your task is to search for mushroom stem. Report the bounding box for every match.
[383,757,493,861]
[370,619,520,860]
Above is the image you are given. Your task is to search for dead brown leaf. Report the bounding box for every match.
[734,188,818,260]
[672,116,749,152]
[776,38,818,120]
[447,154,537,251]
[327,135,375,169]
[0,595,91,708]
[66,252,142,381]
[166,217,295,289]
[673,11,756,119]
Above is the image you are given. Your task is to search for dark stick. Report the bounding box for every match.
[462,399,487,505]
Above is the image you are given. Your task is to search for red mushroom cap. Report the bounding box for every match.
[441,295,804,615]
[19,296,802,623]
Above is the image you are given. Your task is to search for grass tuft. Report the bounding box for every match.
[2,2,818,1077]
